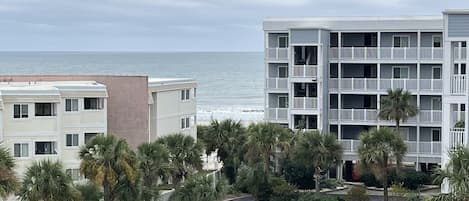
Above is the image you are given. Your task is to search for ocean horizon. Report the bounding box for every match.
[0,51,265,122]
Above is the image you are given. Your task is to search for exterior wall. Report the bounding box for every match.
[290,29,319,44]
[149,81,197,141]
[447,14,469,37]
[421,32,443,47]
[0,75,149,148]
[380,64,418,79]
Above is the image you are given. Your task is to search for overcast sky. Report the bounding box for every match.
[0,0,468,51]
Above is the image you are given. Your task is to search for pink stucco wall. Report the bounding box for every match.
[0,75,149,148]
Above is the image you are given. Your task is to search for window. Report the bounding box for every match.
[66,169,81,181]
[431,97,442,110]
[432,67,441,79]
[462,42,467,47]
[462,64,467,75]
[85,133,101,144]
[432,129,441,142]
[66,134,79,147]
[13,104,28,119]
[393,35,410,48]
[35,141,57,155]
[278,36,288,48]
[461,104,466,112]
[181,117,190,129]
[432,36,442,47]
[13,143,29,157]
[294,46,317,65]
[65,99,79,112]
[393,67,409,78]
[399,128,409,140]
[278,66,288,78]
[35,103,56,117]
[84,98,104,110]
[181,89,191,101]
[278,96,288,108]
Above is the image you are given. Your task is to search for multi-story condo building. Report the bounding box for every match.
[148,78,198,140]
[264,10,469,189]
[0,81,108,179]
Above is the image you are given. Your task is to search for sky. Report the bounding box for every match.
[0,0,468,52]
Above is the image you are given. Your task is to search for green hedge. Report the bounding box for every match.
[359,168,431,190]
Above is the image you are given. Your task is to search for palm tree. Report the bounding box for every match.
[17,160,80,201]
[0,146,19,199]
[293,131,343,192]
[432,147,469,201]
[170,174,227,201]
[200,119,246,183]
[79,134,138,201]
[157,133,203,185]
[244,122,292,173]
[358,127,407,201]
[379,88,418,131]
[137,142,172,201]
[75,182,103,201]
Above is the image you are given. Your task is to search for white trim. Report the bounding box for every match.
[65,133,80,148]
[392,66,410,78]
[13,142,30,158]
[432,35,442,48]
[392,35,410,47]
[12,103,30,120]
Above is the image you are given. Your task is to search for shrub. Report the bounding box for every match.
[270,177,298,201]
[321,178,343,189]
[345,186,369,201]
[359,172,381,187]
[398,169,431,190]
[170,175,227,201]
[75,182,102,201]
[298,193,343,201]
[281,158,315,189]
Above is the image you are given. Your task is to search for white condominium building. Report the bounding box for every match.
[0,81,107,180]
[263,9,469,188]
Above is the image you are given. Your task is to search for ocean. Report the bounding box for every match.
[0,52,265,122]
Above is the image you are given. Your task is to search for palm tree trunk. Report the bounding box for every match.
[314,167,321,193]
[383,159,389,201]
[395,119,400,133]
[104,178,111,201]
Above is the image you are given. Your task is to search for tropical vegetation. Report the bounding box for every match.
[0,146,19,200]
[379,88,418,131]
[358,127,407,201]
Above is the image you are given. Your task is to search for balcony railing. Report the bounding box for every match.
[329,47,442,61]
[450,75,466,95]
[329,78,442,93]
[329,109,378,123]
[292,65,317,78]
[451,111,465,123]
[420,110,442,124]
[454,47,467,61]
[293,97,318,110]
[341,139,441,155]
[450,128,466,148]
[266,108,288,121]
[265,48,288,61]
[266,78,288,90]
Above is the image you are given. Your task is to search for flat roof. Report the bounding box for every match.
[0,81,106,95]
[443,9,469,14]
[264,15,443,31]
[148,78,196,87]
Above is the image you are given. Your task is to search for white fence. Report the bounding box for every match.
[293,97,318,109]
[329,47,443,61]
[266,78,288,90]
[329,78,442,93]
[265,48,288,61]
[266,108,288,121]
[341,139,441,155]
[450,75,466,95]
[292,65,317,78]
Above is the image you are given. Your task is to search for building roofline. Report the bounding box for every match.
[443,9,469,14]
[264,15,442,22]
[148,78,197,87]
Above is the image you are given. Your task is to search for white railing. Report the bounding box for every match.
[329,47,339,60]
[265,47,289,61]
[380,79,418,91]
[420,47,444,60]
[293,97,318,109]
[419,110,442,124]
[329,109,378,122]
[419,79,443,93]
[266,78,288,90]
[292,65,317,78]
[454,47,467,60]
[450,128,466,148]
[338,78,378,91]
[341,139,440,155]
[339,47,378,60]
[266,108,288,121]
[450,75,466,95]
[380,47,418,60]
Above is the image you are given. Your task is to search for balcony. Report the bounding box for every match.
[266,108,288,122]
[293,97,318,110]
[450,75,466,95]
[329,78,442,93]
[420,47,444,61]
[329,109,378,123]
[450,128,466,148]
[341,139,441,156]
[454,47,467,61]
[292,65,317,78]
[329,47,443,61]
[419,110,442,124]
[266,78,288,91]
[265,48,288,61]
